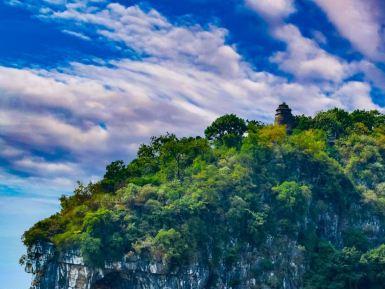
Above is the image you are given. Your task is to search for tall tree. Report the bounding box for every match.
[205,114,247,147]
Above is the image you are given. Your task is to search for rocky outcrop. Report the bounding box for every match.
[23,242,208,289]
[23,207,385,289]
[22,201,385,289]
[23,237,305,289]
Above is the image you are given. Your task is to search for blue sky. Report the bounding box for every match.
[1,0,385,288]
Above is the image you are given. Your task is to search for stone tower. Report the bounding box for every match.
[274,102,294,132]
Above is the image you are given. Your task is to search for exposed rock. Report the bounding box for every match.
[23,200,385,289]
[23,237,306,289]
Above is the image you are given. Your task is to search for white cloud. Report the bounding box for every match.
[14,157,77,176]
[62,29,91,41]
[314,0,385,61]
[47,3,243,78]
[332,81,377,111]
[271,24,349,82]
[0,107,109,153]
[245,0,295,21]
[349,60,385,91]
[245,1,385,91]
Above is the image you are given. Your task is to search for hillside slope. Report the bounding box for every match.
[22,108,385,289]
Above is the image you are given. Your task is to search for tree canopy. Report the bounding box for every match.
[204,114,247,147]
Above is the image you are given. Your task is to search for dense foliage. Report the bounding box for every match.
[23,110,385,288]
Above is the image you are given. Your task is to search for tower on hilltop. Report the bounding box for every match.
[274,102,294,132]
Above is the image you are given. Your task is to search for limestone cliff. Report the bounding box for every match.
[23,207,385,289]
[24,238,306,289]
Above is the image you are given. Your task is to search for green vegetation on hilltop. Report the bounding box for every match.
[23,108,385,288]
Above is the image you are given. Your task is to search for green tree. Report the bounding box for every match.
[272,181,311,221]
[288,129,327,159]
[101,160,128,192]
[337,134,385,189]
[80,209,126,266]
[360,244,385,287]
[205,114,247,147]
[350,110,384,131]
[304,243,363,289]
[313,108,351,139]
[151,229,187,265]
[159,136,211,180]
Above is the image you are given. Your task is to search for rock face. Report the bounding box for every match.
[22,202,385,289]
[24,242,212,289]
[23,206,385,289]
[23,237,306,289]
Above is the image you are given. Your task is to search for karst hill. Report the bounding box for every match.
[22,104,385,289]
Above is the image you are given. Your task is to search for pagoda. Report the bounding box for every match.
[274,102,294,132]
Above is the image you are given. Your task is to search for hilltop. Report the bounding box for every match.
[22,106,385,289]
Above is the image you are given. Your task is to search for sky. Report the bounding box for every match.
[1,0,385,288]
